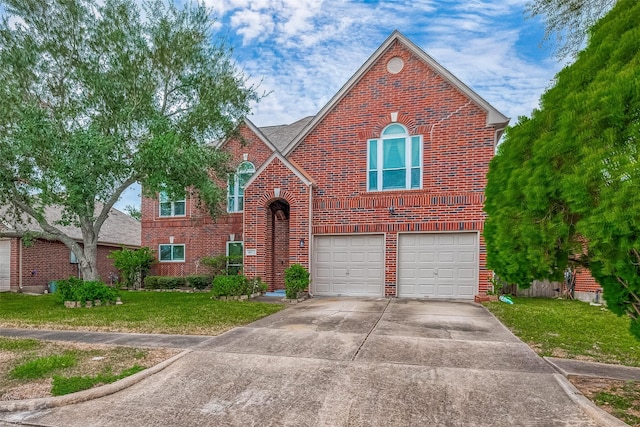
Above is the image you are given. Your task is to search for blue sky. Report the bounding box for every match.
[116,0,562,210]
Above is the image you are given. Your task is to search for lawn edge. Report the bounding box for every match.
[552,373,630,427]
[0,349,192,413]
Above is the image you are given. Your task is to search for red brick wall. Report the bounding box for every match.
[9,238,120,291]
[243,158,311,291]
[575,267,601,293]
[140,125,274,277]
[288,40,496,296]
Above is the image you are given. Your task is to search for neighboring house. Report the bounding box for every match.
[0,205,140,293]
[142,31,512,299]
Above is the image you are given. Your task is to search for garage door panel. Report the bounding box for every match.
[438,251,454,263]
[0,239,10,292]
[313,235,384,297]
[438,268,454,279]
[458,234,476,246]
[458,268,475,279]
[398,233,477,299]
[459,251,475,262]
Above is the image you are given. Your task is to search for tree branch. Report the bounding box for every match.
[94,176,138,233]
[615,276,640,319]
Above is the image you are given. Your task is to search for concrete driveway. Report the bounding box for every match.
[2,298,603,426]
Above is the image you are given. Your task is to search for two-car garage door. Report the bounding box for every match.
[312,233,478,299]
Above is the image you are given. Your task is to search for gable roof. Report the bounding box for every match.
[244,151,315,190]
[258,116,314,152]
[0,204,141,247]
[281,30,510,156]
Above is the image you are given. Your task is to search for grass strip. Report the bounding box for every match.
[51,366,145,396]
[9,352,77,379]
[0,337,41,351]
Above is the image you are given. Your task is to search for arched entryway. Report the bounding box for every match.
[266,199,290,290]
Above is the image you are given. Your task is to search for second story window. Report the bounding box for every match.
[159,191,186,217]
[368,124,422,191]
[228,161,255,213]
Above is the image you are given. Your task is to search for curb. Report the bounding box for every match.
[0,349,192,413]
[552,374,629,427]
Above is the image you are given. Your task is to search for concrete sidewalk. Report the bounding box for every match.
[0,327,218,349]
[545,356,640,381]
[0,298,632,426]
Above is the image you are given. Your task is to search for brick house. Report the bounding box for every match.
[0,205,140,293]
[142,31,514,299]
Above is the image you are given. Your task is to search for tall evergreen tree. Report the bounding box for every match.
[485,0,640,337]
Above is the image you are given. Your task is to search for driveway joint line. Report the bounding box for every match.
[351,297,391,361]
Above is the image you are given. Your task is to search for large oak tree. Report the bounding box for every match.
[0,0,258,280]
[485,0,640,337]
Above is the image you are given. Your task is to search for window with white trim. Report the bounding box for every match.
[226,241,243,274]
[227,161,255,212]
[159,244,185,262]
[159,191,186,217]
[367,124,422,191]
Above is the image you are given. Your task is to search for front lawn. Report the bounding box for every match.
[484,297,640,367]
[0,291,285,335]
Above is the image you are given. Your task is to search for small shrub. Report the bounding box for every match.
[200,254,243,276]
[158,276,185,289]
[284,264,309,299]
[186,274,212,290]
[9,352,77,379]
[211,274,251,297]
[200,254,229,276]
[252,277,268,294]
[108,247,156,289]
[55,278,118,304]
[143,275,160,289]
[142,276,186,290]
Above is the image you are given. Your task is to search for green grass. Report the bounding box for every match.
[51,366,144,396]
[0,337,41,351]
[485,297,640,366]
[0,291,284,335]
[594,381,640,425]
[9,352,77,379]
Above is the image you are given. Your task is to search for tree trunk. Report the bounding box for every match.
[77,234,100,282]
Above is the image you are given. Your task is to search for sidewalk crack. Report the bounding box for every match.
[351,298,391,361]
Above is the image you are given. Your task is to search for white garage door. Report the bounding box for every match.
[313,235,384,296]
[398,233,477,299]
[0,239,10,292]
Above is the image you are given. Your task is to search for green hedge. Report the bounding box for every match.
[211,275,251,297]
[143,275,212,290]
[185,275,211,290]
[54,277,118,304]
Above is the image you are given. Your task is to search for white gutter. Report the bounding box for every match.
[308,183,313,297]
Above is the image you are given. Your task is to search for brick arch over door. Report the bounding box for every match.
[265,198,290,290]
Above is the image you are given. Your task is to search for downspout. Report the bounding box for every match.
[18,237,23,291]
[308,182,313,297]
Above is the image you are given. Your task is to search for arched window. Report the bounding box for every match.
[367,124,422,191]
[227,161,255,212]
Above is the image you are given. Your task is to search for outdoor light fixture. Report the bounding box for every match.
[299,238,305,248]
[389,206,396,215]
